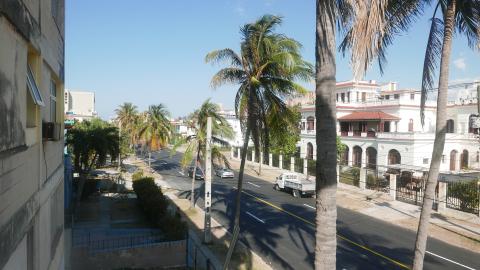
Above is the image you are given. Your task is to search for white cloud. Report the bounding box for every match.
[453,57,466,71]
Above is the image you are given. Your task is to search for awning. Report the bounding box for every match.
[338,111,400,121]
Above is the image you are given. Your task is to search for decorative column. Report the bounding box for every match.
[389,174,397,200]
[359,168,366,189]
[437,182,447,212]
[237,148,241,159]
[279,155,283,169]
[290,157,295,172]
[252,150,255,163]
[269,153,273,167]
[303,158,308,176]
[336,164,340,183]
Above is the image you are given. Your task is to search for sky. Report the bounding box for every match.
[66,0,480,120]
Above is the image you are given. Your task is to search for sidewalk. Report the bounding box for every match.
[228,157,480,252]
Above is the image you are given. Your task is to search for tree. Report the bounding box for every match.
[206,15,313,269]
[115,102,139,163]
[66,118,119,201]
[340,1,479,268]
[139,104,172,153]
[174,99,234,208]
[268,105,301,156]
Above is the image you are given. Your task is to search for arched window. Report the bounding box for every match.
[366,147,377,169]
[388,149,401,165]
[450,150,458,171]
[469,115,478,134]
[408,119,414,132]
[353,146,362,167]
[461,150,469,169]
[446,119,455,133]
[306,142,314,160]
[307,116,315,131]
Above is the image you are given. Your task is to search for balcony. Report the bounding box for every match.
[301,129,316,135]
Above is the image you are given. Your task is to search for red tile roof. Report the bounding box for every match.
[338,111,400,121]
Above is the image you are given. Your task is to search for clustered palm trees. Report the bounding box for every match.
[115,102,172,162]
[206,1,479,269]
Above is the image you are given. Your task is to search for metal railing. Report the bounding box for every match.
[446,180,479,215]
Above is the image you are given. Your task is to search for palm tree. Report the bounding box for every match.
[139,104,172,155]
[340,1,479,268]
[314,1,339,268]
[115,102,139,148]
[175,99,234,208]
[206,15,313,269]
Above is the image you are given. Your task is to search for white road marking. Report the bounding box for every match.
[247,182,260,188]
[178,171,185,176]
[303,203,316,210]
[246,211,266,224]
[426,251,476,270]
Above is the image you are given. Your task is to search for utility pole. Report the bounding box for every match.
[204,117,212,244]
[118,121,122,171]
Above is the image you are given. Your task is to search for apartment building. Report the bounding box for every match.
[64,90,97,122]
[297,80,480,173]
[0,1,65,270]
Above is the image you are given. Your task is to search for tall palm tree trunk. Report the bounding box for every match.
[223,125,251,270]
[413,1,456,269]
[190,146,201,208]
[314,1,337,269]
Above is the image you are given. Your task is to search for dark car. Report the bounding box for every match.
[187,167,204,180]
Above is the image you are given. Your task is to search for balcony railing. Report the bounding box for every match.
[301,129,316,135]
[336,131,478,141]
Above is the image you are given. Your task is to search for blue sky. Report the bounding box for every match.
[66,0,479,119]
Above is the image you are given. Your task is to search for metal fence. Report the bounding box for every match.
[282,155,291,170]
[365,168,389,193]
[307,159,316,176]
[395,171,438,210]
[339,165,359,187]
[446,180,479,215]
[294,157,303,173]
[272,154,279,167]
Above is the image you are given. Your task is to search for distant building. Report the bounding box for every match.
[64,90,97,123]
[0,1,65,270]
[171,118,195,138]
[218,108,245,147]
[297,80,480,173]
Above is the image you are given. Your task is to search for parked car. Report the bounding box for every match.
[215,168,234,179]
[187,167,204,180]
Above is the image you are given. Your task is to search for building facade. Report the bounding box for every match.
[298,80,480,173]
[0,1,65,269]
[64,90,97,122]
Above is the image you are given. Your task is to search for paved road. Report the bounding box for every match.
[147,150,479,270]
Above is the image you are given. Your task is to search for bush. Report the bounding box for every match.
[133,177,187,240]
[351,167,360,187]
[366,174,376,188]
[132,170,144,181]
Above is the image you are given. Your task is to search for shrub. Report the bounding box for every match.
[351,167,360,187]
[133,177,187,240]
[132,170,144,181]
[366,174,376,188]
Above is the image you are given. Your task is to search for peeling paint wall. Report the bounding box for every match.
[0,1,65,269]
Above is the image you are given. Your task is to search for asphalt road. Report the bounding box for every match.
[146,150,479,270]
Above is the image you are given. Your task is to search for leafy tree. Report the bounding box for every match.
[174,99,234,208]
[206,15,313,269]
[268,105,301,156]
[66,118,119,201]
[340,1,480,267]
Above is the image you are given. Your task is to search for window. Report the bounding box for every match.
[341,93,345,102]
[477,152,479,162]
[336,93,339,102]
[408,119,414,132]
[50,80,57,122]
[446,119,455,133]
[410,93,415,100]
[27,66,44,106]
[347,92,350,103]
[385,95,390,100]
[394,94,399,99]
[423,158,429,164]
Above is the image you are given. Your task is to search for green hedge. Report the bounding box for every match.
[133,177,187,240]
[132,170,144,181]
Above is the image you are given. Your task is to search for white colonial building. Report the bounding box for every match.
[297,80,480,173]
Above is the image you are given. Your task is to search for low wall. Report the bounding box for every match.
[71,240,186,270]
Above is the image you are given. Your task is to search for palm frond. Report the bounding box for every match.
[421,16,444,126]
[210,68,246,89]
[205,48,242,67]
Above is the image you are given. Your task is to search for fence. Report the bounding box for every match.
[282,155,291,170]
[445,180,479,215]
[186,231,221,270]
[339,165,359,187]
[294,157,303,173]
[364,168,389,193]
[307,159,316,176]
[395,171,438,210]
[272,153,279,167]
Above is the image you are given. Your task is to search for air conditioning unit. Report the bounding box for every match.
[42,122,61,141]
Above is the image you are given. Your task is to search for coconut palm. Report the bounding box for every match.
[340,1,479,268]
[206,15,313,269]
[174,99,234,209]
[139,104,172,154]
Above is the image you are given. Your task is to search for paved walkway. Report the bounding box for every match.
[228,156,480,252]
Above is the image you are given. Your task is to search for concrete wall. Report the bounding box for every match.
[0,0,65,269]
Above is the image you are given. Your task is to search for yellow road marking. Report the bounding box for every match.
[241,190,411,269]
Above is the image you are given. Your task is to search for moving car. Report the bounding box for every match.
[187,167,204,180]
[215,168,234,178]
